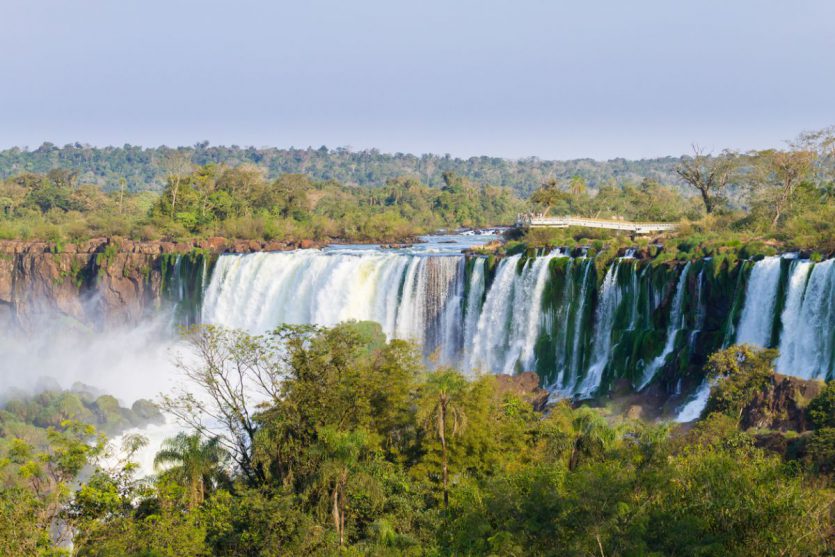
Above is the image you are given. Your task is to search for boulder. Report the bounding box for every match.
[494,371,550,411]
[740,373,825,432]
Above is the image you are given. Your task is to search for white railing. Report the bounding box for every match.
[515,214,677,234]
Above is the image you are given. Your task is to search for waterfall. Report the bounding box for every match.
[637,262,691,390]
[575,261,620,398]
[675,380,711,422]
[200,246,835,394]
[466,255,520,373]
[689,268,705,350]
[735,256,782,347]
[202,251,465,365]
[775,259,835,379]
[162,252,209,326]
[564,259,594,389]
[466,252,557,374]
[461,258,486,373]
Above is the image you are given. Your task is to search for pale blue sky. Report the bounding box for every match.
[1,0,833,159]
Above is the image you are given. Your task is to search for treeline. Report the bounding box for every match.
[0,142,687,195]
[1,127,832,250]
[1,323,833,555]
[524,127,835,252]
[0,167,522,243]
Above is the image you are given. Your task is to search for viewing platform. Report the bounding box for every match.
[515,214,678,235]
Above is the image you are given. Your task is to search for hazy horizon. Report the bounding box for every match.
[2,0,834,160]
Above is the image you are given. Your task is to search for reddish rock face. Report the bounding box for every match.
[740,373,825,432]
[0,236,341,331]
[0,238,228,331]
[203,237,228,251]
[494,371,550,411]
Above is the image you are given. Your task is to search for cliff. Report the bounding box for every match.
[740,373,825,432]
[0,237,317,330]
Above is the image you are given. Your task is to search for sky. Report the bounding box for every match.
[1,0,833,160]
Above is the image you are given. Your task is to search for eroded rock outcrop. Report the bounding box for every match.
[740,373,825,432]
[494,371,550,411]
[0,238,210,330]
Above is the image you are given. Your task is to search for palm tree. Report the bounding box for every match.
[819,181,835,203]
[569,175,588,197]
[154,433,229,509]
[315,426,376,546]
[417,369,468,508]
[567,408,618,471]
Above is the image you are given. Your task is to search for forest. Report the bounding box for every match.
[1,322,833,555]
[0,142,685,195]
[0,128,834,253]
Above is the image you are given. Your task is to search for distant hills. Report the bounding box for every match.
[0,142,687,195]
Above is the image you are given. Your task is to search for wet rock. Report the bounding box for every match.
[494,371,550,411]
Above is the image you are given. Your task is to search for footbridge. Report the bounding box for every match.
[515,214,678,235]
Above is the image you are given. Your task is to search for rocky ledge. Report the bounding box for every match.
[0,236,312,331]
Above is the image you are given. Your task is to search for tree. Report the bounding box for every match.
[807,381,835,430]
[416,369,468,508]
[530,178,571,215]
[1,421,105,550]
[566,407,617,471]
[675,146,738,213]
[749,149,816,228]
[315,427,377,546]
[704,344,776,421]
[154,433,229,509]
[568,175,587,197]
[162,151,194,215]
[161,326,283,483]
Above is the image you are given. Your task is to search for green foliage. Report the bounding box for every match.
[0,143,690,195]
[153,433,229,509]
[704,344,777,421]
[808,381,835,429]
[1,387,161,437]
[0,166,523,243]
[2,329,834,555]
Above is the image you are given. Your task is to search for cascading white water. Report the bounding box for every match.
[461,258,486,373]
[565,259,593,389]
[466,252,557,374]
[675,380,711,422]
[575,262,620,398]
[688,269,705,350]
[201,244,835,395]
[637,262,691,390]
[735,256,782,347]
[465,255,520,373]
[546,259,576,390]
[775,260,812,374]
[503,252,558,372]
[202,251,465,364]
[548,258,594,393]
[776,259,835,379]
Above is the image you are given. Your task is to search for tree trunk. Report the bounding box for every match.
[772,189,789,229]
[699,187,713,214]
[339,482,346,547]
[171,177,180,214]
[332,484,341,545]
[440,398,449,508]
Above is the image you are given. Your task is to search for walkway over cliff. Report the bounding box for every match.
[515,214,678,234]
